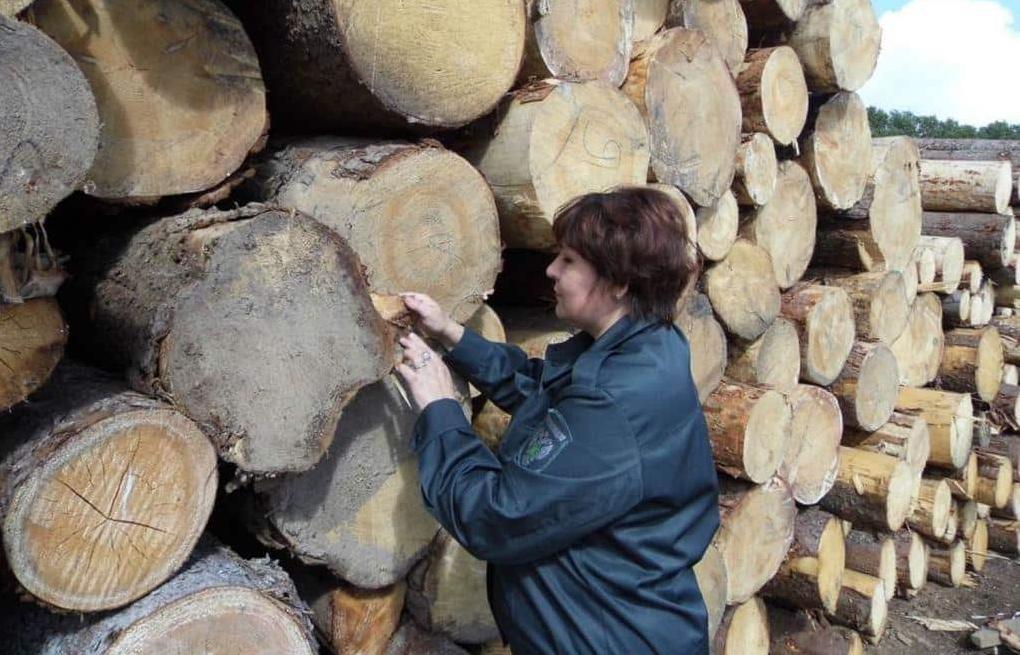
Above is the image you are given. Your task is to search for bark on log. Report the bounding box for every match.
[844,530,896,602]
[0,538,317,654]
[64,204,393,475]
[779,283,854,385]
[31,0,266,200]
[892,530,928,596]
[676,292,728,402]
[939,327,1004,402]
[0,363,216,612]
[0,14,98,231]
[963,260,984,293]
[726,317,800,393]
[702,380,791,482]
[966,519,989,572]
[696,189,739,262]
[768,605,865,655]
[666,0,748,75]
[704,239,781,340]
[633,0,671,44]
[889,293,944,387]
[916,138,1020,206]
[927,540,966,587]
[519,0,633,86]
[715,477,797,603]
[463,80,649,251]
[987,519,1020,556]
[778,385,841,504]
[828,569,888,643]
[994,385,1020,430]
[843,412,931,480]
[829,341,898,432]
[713,597,769,655]
[813,215,919,275]
[787,0,881,92]
[896,390,972,472]
[942,290,971,328]
[919,160,1012,215]
[905,478,952,541]
[243,138,500,322]
[958,500,979,541]
[810,269,909,345]
[733,47,808,145]
[0,298,66,412]
[799,92,872,210]
[917,236,965,293]
[761,507,845,613]
[232,0,522,134]
[818,447,916,531]
[407,531,498,645]
[623,27,741,205]
[733,132,778,207]
[922,212,1015,270]
[694,542,729,644]
[974,451,1014,509]
[741,161,818,289]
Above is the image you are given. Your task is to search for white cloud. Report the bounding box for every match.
[858,0,1020,126]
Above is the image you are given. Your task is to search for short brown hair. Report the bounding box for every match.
[552,186,700,323]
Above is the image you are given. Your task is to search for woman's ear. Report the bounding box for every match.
[613,284,629,301]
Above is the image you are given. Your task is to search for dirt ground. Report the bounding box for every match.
[874,557,1020,654]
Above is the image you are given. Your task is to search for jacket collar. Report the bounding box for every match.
[544,314,659,369]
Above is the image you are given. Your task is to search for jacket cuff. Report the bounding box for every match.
[412,398,470,452]
[444,327,491,378]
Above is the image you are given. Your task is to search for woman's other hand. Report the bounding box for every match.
[396,332,458,411]
[400,292,464,349]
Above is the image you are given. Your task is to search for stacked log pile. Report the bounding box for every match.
[0,0,1016,653]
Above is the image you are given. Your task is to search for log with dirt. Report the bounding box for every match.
[810,269,909,345]
[779,283,855,385]
[895,387,973,470]
[905,478,953,541]
[462,80,649,251]
[676,292,728,402]
[622,27,741,206]
[64,204,393,475]
[889,292,945,387]
[761,507,846,613]
[939,327,1004,403]
[844,530,897,602]
[0,363,217,612]
[733,47,808,145]
[778,385,841,504]
[31,0,266,201]
[0,14,98,231]
[919,159,1012,215]
[0,538,317,654]
[702,380,791,483]
[733,132,778,207]
[818,447,916,532]
[713,597,770,655]
[829,569,888,643]
[799,93,873,210]
[726,317,801,393]
[740,160,818,289]
[916,138,1020,205]
[666,0,748,75]
[829,341,899,432]
[243,138,500,322]
[922,211,1016,269]
[714,477,797,604]
[842,412,931,480]
[232,0,523,134]
[704,239,781,340]
[0,297,66,412]
[519,0,633,86]
[786,0,881,92]
[768,605,865,655]
[927,540,966,587]
[696,190,740,262]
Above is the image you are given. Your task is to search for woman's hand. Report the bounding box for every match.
[400,292,464,349]
[395,332,458,412]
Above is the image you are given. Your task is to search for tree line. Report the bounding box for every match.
[869,107,1020,140]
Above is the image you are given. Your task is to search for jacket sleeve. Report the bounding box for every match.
[412,387,644,566]
[443,327,545,414]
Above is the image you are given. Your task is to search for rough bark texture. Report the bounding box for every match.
[676,292,728,402]
[844,530,896,601]
[828,569,887,643]
[818,447,916,531]
[811,269,909,345]
[0,298,66,411]
[919,159,1012,215]
[768,605,865,655]
[64,204,393,475]
[922,211,1015,270]
[779,384,841,504]
[0,14,98,231]
[799,92,873,210]
[843,412,930,480]
[987,518,1019,556]
[787,0,881,92]
[939,327,1004,403]
[734,47,808,145]
[702,381,791,482]
[927,540,966,587]
[704,239,781,340]
[779,283,855,385]
[733,132,778,207]
[667,0,748,75]
[916,138,1020,205]
[761,508,845,613]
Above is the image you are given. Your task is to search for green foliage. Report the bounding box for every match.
[868,107,1020,139]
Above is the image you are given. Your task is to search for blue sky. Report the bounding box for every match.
[858,0,1020,126]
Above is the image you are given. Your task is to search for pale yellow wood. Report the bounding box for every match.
[800,92,873,210]
[920,160,1012,215]
[733,132,778,207]
[788,0,881,92]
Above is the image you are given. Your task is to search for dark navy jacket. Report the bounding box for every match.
[412,315,720,654]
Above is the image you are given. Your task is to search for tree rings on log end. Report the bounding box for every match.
[784,285,854,386]
[780,385,841,505]
[0,298,66,411]
[736,47,808,146]
[524,0,633,86]
[705,239,780,340]
[789,0,880,92]
[863,137,923,271]
[744,389,792,483]
[801,93,872,210]
[846,343,899,432]
[4,409,217,611]
[727,317,801,393]
[744,160,817,289]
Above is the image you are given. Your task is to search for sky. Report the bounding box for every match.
[858,0,1020,126]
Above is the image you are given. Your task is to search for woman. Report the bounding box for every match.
[396,187,720,654]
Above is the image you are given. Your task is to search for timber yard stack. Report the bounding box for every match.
[0,0,1017,653]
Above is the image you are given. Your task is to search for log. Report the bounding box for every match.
[633,0,671,44]
[903,256,922,305]
[714,477,797,603]
[407,531,497,644]
[927,540,966,587]
[818,447,916,531]
[892,530,928,597]
[0,538,317,654]
[623,27,741,205]
[799,92,872,210]
[739,0,805,31]
[667,0,748,75]
[811,269,909,345]
[0,0,32,16]
[917,236,965,292]
[0,363,216,612]
[963,260,984,294]
[243,139,500,322]
[919,160,1012,215]
[787,0,881,92]
[779,283,854,385]
[734,47,808,145]
[0,298,66,411]
[675,292,728,402]
[844,530,896,602]
[987,519,1020,556]
[829,569,887,643]
[713,597,769,655]
[916,247,938,286]
[385,620,469,655]
[916,138,1020,205]
[0,14,98,231]
[889,293,944,387]
[895,388,972,470]
[922,212,1016,270]
[958,500,979,540]
[741,160,818,289]
[64,204,393,475]
[31,0,266,200]
[726,317,800,393]
[842,412,931,480]
[929,452,979,501]
[694,542,729,643]
[761,508,845,613]
[463,80,649,251]
[500,306,573,358]
[905,478,952,541]
[702,380,791,482]
[967,519,989,572]
[974,451,1014,509]
[778,385,841,504]
[251,377,467,588]
[519,0,633,86]
[696,189,739,262]
[829,342,898,432]
[768,605,865,655]
[941,289,971,328]
[939,327,1004,402]
[992,385,1020,429]
[472,400,510,451]
[813,214,921,275]
[704,239,781,340]
[733,132,778,207]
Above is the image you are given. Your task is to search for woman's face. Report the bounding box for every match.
[546,246,625,333]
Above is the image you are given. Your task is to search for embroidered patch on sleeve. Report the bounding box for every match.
[516,408,573,472]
